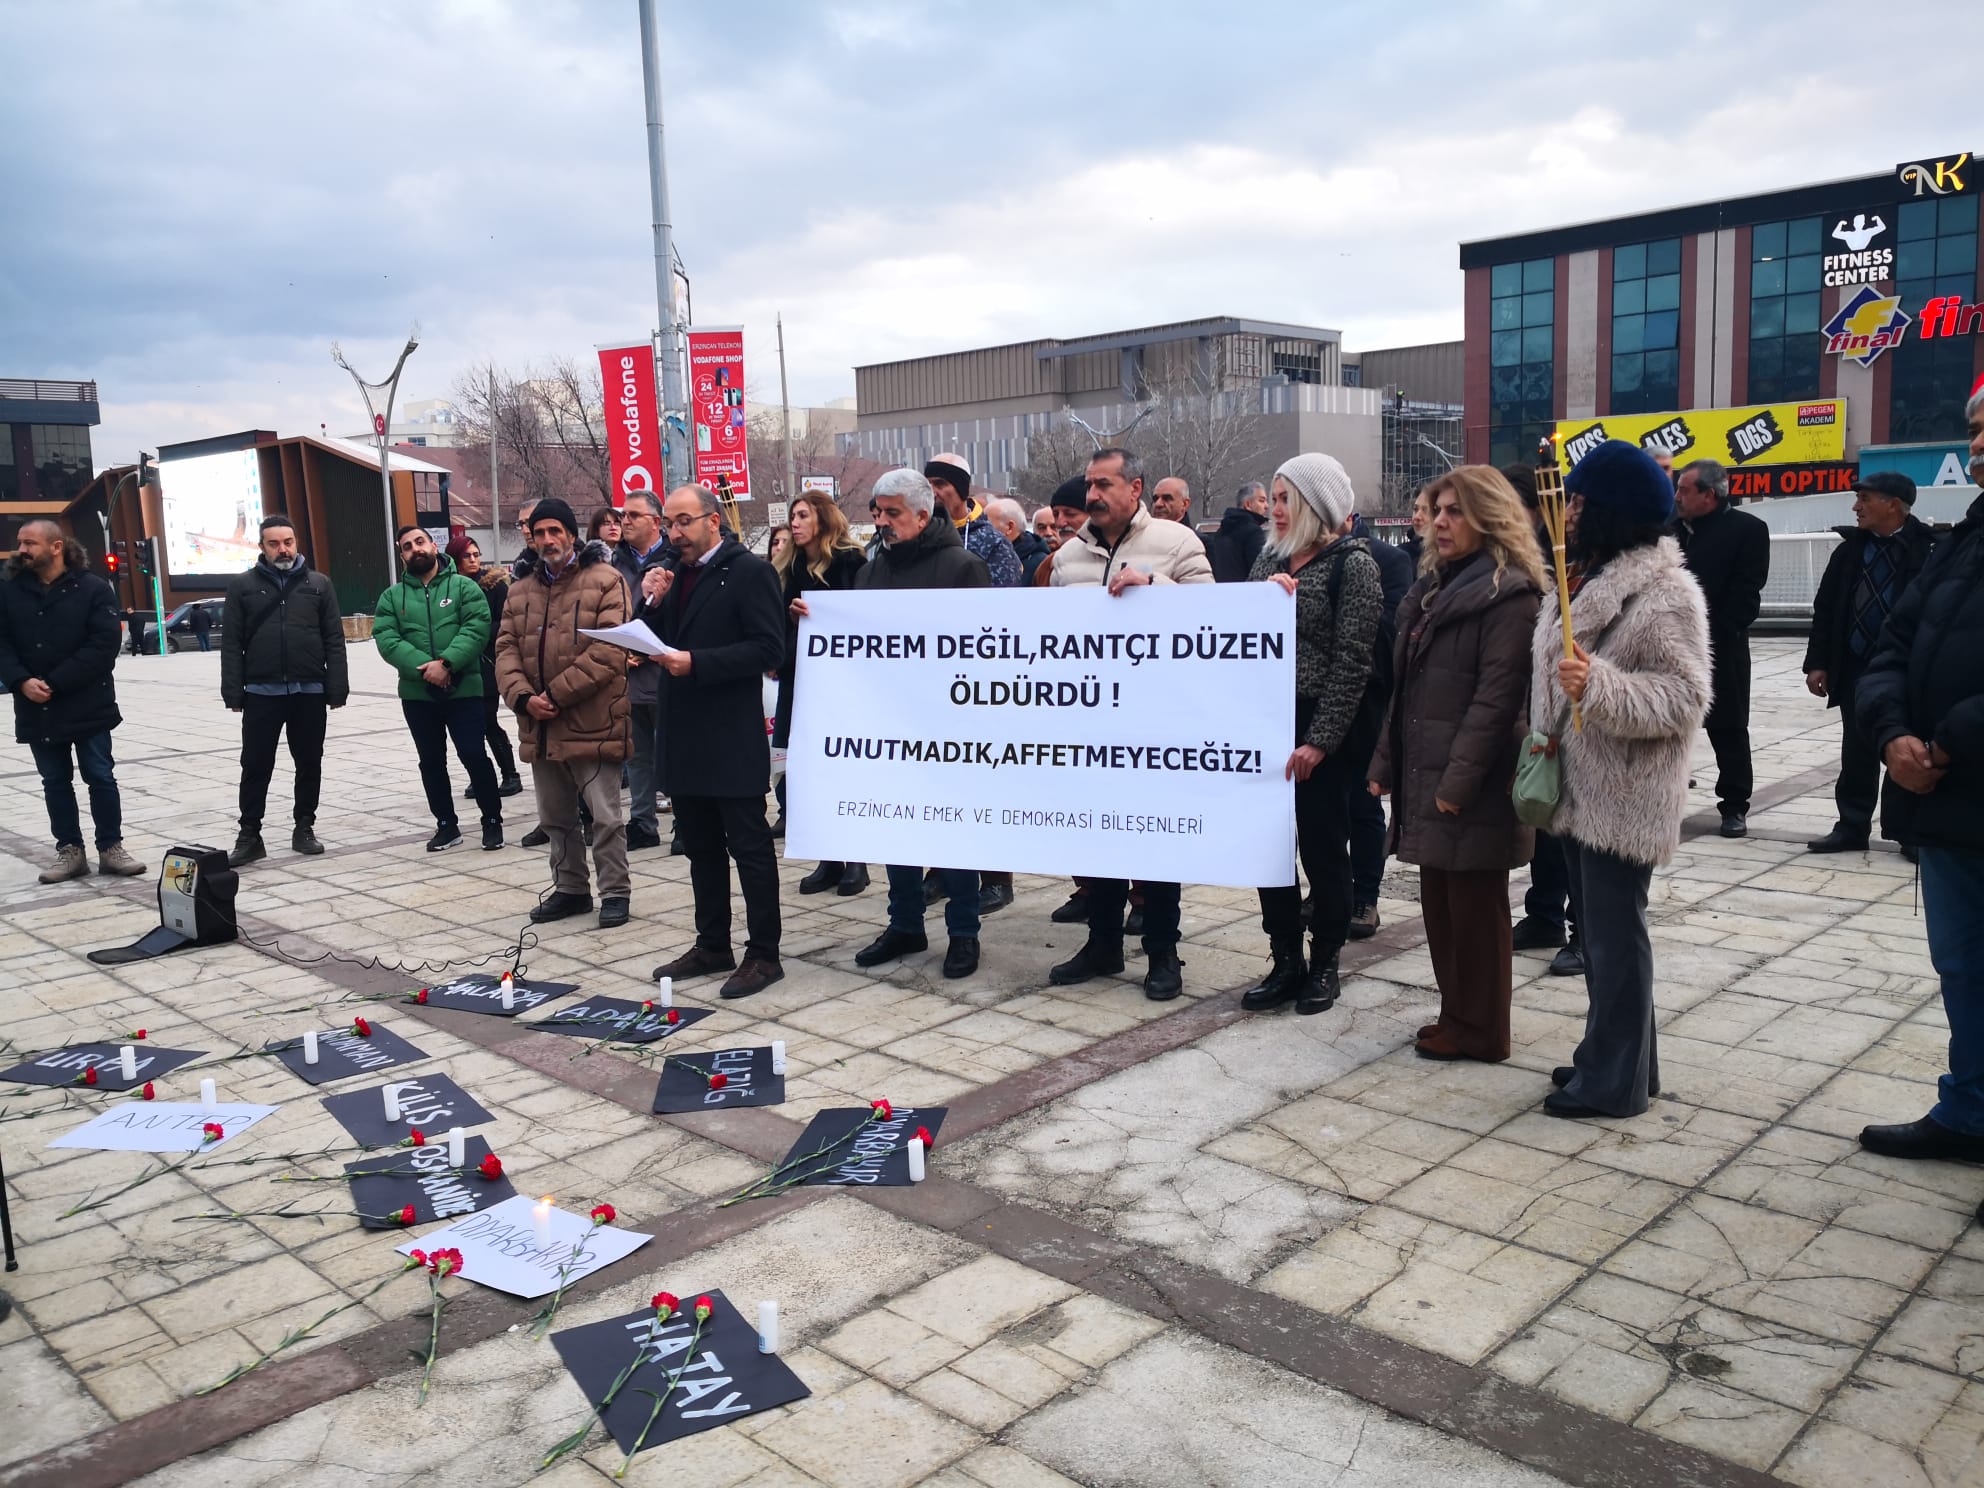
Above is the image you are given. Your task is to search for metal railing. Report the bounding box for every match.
[1760,531,1840,623]
[0,378,98,403]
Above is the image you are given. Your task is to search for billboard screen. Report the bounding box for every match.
[159,449,263,577]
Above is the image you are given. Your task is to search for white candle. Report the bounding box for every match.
[302,1030,319,1065]
[119,1046,138,1081]
[383,1083,402,1122]
[656,976,672,1010]
[770,1039,786,1075]
[499,974,515,1011]
[199,1078,217,1112]
[532,1196,553,1250]
[907,1136,925,1183]
[447,1127,465,1168]
[757,1300,779,1354]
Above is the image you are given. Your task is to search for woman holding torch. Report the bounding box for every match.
[1531,441,1710,1118]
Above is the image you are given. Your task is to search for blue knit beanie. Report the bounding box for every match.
[1564,440,1675,527]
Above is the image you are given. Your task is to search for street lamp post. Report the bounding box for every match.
[332,328,420,595]
[638,0,690,491]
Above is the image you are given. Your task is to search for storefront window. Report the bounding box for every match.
[1610,239,1682,414]
[28,424,94,505]
[1488,258,1554,466]
[1891,197,1979,443]
[1747,218,1824,402]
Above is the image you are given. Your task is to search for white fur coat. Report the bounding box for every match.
[1530,538,1712,866]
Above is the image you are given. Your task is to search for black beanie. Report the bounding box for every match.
[529,497,579,538]
[1564,440,1675,528]
[1050,476,1089,512]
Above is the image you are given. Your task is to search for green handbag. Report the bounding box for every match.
[1512,717,1567,830]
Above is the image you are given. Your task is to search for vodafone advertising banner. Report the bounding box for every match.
[596,340,663,508]
[686,325,751,501]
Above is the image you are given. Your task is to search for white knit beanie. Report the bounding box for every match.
[1274,453,1355,531]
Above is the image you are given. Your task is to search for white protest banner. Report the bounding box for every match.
[397,1193,651,1298]
[49,1102,279,1153]
[786,585,1294,886]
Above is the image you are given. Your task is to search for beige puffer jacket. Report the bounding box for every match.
[1049,507,1214,588]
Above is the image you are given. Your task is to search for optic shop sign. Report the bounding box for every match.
[1555,400,1846,471]
[785,585,1295,887]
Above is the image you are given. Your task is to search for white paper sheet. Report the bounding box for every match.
[395,1193,651,1297]
[48,1102,279,1152]
[579,621,679,659]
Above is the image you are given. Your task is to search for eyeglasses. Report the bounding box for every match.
[664,513,716,531]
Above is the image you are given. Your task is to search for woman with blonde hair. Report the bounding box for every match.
[773,491,869,895]
[1369,466,1544,1061]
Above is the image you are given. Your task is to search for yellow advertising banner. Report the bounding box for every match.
[1554,399,1847,472]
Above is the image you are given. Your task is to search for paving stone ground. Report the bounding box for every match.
[1,639,1978,1487]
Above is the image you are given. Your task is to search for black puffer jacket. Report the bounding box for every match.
[1012,529,1050,584]
[854,514,990,592]
[774,546,865,747]
[0,554,123,744]
[1858,492,1984,852]
[1802,515,1936,707]
[1206,506,1268,583]
[220,557,348,709]
[611,537,675,706]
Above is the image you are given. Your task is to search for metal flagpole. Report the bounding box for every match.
[778,313,796,504]
[332,328,420,592]
[639,0,689,492]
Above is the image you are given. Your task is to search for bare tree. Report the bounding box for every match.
[1010,417,1096,506]
[450,363,613,521]
[1138,366,1274,523]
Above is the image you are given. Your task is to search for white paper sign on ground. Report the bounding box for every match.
[395,1193,651,1297]
[48,1102,279,1152]
[786,584,1296,886]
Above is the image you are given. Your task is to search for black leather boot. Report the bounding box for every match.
[1240,937,1306,1012]
[1296,946,1340,1015]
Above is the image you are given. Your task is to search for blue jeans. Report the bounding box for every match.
[30,731,123,850]
[1922,846,1984,1135]
[887,865,979,937]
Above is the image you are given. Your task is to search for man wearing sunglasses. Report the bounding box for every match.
[642,484,788,999]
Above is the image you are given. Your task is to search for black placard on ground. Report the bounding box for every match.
[526,998,712,1045]
[264,1022,429,1086]
[0,1044,205,1093]
[780,1106,947,1188]
[346,1134,515,1229]
[420,973,578,1018]
[551,1290,808,1454]
[321,1074,494,1149]
[653,1048,785,1115]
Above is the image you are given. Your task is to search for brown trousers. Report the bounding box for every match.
[1420,866,1513,1060]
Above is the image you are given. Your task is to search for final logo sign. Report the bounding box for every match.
[552,1291,808,1453]
[1824,286,1912,367]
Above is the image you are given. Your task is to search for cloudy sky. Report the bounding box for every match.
[2,0,1974,466]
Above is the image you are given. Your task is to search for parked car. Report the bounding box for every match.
[161,599,225,652]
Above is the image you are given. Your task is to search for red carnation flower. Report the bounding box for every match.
[141,1081,156,1101]
[651,1290,679,1317]
[693,1294,714,1320]
[130,1029,147,1040]
[665,1008,681,1025]
[477,1152,504,1181]
[202,1121,224,1142]
[642,999,655,1012]
[400,1128,426,1148]
[871,1099,893,1121]
[79,1066,99,1086]
[351,1017,372,1037]
[429,1247,463,1275]
[395,1204,416,1226]
[413,988,429,1004]
[708,1071,728,1091]
[914,1125,934,1148]
[410,1248,429,1267]
[589,1203,616,1225]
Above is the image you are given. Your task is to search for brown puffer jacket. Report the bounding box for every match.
[493,540,631,764]
[1369,550,1540,872]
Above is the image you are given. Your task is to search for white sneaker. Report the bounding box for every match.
[657,795,672,814]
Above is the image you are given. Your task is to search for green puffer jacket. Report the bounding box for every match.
[373,559,492,701]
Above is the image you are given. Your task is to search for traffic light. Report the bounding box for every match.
[104,543,122,576]
[135,537,155,579]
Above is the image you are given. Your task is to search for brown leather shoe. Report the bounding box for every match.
[720,958,785,1000]
[652,945,736,983]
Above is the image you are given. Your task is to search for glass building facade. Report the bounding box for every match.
[1747,217,1825,404]
[1890,196,1981,443]
[1488,258,1554,466]
[1610,239,1682,414]
[1,423,96,504]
